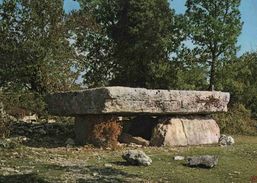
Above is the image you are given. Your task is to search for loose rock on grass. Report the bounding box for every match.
[122,150,152,166]
[219,134,235,146]
[187,155,218,168]
[174,156,185,161]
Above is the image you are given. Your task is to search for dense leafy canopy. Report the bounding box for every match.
[0,0,80,93]
[77,0,185,88]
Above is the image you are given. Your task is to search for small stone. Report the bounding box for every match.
[119,133,150,146]
[22,137,28,142]
[92,172,98,176]
[122,150,152,166]
[23,170,33,174]
[174,156,185,161]
[65,138,75,147]
[227,136,235,145]
[233,171,240,175]
[127,143,143,148]
[187,155,218,168]
[104,163,112,168]
[219,134,235,146]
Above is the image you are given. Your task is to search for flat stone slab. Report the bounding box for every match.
[46,87,230,116]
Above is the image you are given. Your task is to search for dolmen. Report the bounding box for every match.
[46,87,230,147]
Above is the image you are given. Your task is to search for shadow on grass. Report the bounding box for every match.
[82,166,140,183]
[43,163,141,183]
[0,173,49,183]
[111,161,130,166]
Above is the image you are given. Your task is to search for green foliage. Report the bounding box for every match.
[110,0,183,88]
[217,52,257,118]
[0,89,46,116]
[213,104,257,135]
[0,0,81,93]
[0,102,10,138]
[76,0,184,88]
[185,0,243,89]
[174,47,209,90]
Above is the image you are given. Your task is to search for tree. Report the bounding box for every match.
[217,52,257,118]
[174,47,209,90]
[77,0,184,88]
[73,0,120,87]
[67,8,115,87]
[185,0,243,90]
[0,0,81,93]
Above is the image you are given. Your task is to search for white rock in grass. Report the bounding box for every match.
[174,156,185,161]
[122,150,152,166]
[219,134,235,146]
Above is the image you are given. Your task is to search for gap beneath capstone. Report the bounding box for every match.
[74,115,220,147]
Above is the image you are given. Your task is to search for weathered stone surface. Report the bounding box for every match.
[119,133,150,146]
[47,87,230,116]
[150,117,187,146]
[122,150,152,166]
[219,134,235,146]
[150,116,220,146]
[187,155,219,168]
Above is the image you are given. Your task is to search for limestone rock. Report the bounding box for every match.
[187,155,219,168]
[174,156,185,161]
[104,163,112,168]
[150,116,220,146]
[122,150,152,166]
[219,134,235,146]
[119,133,150,146]
[47,87,230,116]
[227,136,235,145]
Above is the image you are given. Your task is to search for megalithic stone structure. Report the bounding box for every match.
[46,87,230,147]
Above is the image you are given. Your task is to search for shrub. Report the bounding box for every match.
[213,104,257,135]
[0,103,10,138]
[0,90,46,117]
[87,115,122,148]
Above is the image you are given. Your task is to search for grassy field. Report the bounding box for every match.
[0,136,257,183]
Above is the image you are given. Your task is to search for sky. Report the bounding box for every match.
[63,0,257,55]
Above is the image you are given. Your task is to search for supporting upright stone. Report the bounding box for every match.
[150,116,220,146]
[75,115,122,147]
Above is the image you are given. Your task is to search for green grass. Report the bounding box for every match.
[0,136,257,183]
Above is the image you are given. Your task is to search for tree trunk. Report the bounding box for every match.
[209,55,216,91]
